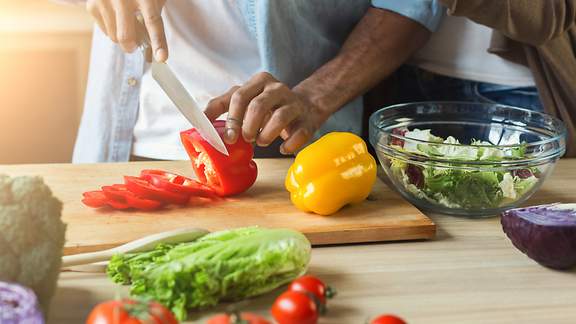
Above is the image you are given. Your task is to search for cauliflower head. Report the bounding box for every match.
[0,174,66,314]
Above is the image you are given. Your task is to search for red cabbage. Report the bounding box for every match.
[0,281,44,324]
[501,203,576,270]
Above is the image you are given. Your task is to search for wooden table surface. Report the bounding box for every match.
[25,160,576,323]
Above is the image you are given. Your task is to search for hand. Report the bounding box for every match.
[204,72,330,155]
[86,0,168,62]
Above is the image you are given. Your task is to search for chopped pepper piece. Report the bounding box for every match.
[285,132,377,215]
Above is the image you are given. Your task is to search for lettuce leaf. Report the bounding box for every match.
[107,227,311,320]
[389,129,537,209]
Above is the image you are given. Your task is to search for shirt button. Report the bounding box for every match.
[127,77,138,87]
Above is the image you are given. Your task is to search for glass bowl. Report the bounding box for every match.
[369,102,566,217]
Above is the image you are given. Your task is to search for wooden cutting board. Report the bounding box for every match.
[0,159,435,255]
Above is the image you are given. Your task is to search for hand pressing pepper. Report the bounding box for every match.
[285,132,377,215]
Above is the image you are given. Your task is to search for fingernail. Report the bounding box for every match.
[155,48,168,62]
[279,145,288,155]
[225,128,237,143]
[243,134,255,143]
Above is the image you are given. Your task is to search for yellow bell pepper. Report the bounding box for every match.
[285,132,377,215]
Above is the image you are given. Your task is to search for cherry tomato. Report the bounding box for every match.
[124,176,189,205]
[271,290,319,324]
[370,314,407,324]
[207,312,270,324]
[140,169,217,198]
[102,185,163,211]
[180,120,258,197]
[288,275,335,305]
[86,299,178,324]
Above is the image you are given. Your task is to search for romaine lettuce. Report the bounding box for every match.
[107,227,311,320]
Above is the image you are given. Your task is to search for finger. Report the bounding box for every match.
[280,126,313,155]
[92,11,108,36]
[100,1,117,42]
[243,92,284,143]
[86,1,107,34]
[144,47,153,63]
[280,129,290,141]
[139,0,168,61]
[114,1,138,52]
[257,105,299,147]
[225,73,274,143]
[204,86,239,121]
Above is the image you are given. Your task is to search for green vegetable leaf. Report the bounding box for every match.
[390,129,537,209]
[107,227,311,320]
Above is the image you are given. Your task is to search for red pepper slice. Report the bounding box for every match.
[102,185,163,211]
[82,191,109,208]
[83,190,131,210]
[124,176,189,205]
[140,169,217,198]
[180,120,258,197]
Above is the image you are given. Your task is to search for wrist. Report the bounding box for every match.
[292,82,340,124]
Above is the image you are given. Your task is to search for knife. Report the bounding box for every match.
[151,62,229,156]
[137,17,229,156]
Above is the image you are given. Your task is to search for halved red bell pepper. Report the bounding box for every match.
[180,120,258,197]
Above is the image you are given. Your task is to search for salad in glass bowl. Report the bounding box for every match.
[369,102,566,217]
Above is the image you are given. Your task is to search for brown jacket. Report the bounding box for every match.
[439,0,576,157]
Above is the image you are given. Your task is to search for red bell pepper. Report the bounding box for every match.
[180,120,258,197]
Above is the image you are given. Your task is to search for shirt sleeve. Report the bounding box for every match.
[371,0,445,31]
[438,0,576,46]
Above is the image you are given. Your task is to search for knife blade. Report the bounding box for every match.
[151,62,229,156]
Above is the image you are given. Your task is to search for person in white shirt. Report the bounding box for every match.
[73,0,443,162]
[393,15,543,112]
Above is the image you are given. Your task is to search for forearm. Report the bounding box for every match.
[293,8,430,119]
[439,0,576,45]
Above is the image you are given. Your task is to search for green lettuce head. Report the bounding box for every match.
[107,227,311,320]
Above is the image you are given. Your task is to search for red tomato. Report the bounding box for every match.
[86,299,178,324]
[271,291,319,324]
[370,314,407,324]
[140,169,217,198]
[124,176,189,205]
[102,185,163,211]
[206,312,270,324]
[288,275,335,305]
[180,120,258,197]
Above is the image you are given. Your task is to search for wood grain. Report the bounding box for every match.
[47,159,576,324]
[0,159,435,254]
